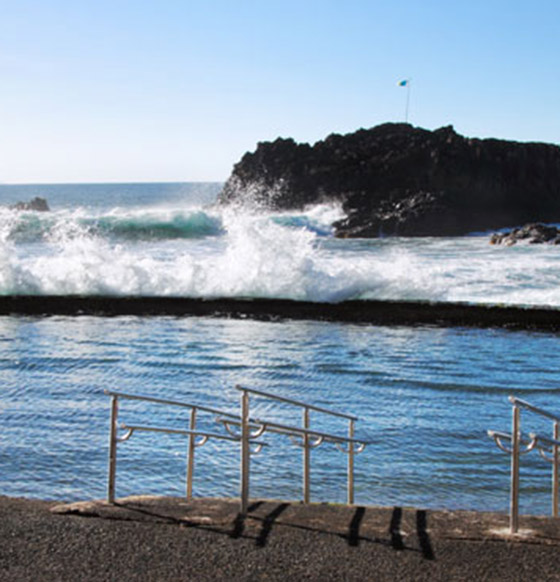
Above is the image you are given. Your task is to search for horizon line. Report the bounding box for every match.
[0,179,225,187]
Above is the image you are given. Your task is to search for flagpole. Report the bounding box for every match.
[405,81,411,123]
[398,79,412,123]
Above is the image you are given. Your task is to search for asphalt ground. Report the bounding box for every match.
[2,495,560,581]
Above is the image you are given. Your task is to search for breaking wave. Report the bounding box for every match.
[0,199,347,244]
[0,206,225,243]
[0,202,351,298]
[2,196,560,307]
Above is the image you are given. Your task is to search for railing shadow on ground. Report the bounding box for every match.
[99,387,437,556]
[106,499,435,558]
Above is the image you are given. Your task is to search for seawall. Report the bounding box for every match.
[0,295,559,331]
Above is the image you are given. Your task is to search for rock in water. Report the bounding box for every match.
[219,123,560,237]
[490,223,560,245]
[10,197,50,212]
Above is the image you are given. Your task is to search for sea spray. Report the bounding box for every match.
[0,198,350,298]
[211,208,321,299]
[2,189,560,305]
[271,202,346,236]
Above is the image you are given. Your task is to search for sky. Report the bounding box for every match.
[1,0,560,184]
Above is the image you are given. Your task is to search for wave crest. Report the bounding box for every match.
[0,206,225,244]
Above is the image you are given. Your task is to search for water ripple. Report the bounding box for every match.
[0,315,559,516]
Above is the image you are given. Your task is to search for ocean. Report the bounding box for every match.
[0,182,559,515]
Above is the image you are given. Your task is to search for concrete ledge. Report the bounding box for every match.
[0,295,560,331]
[51,496,560,546]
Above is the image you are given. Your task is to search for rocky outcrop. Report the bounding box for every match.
[490,223,560,245]
[10,197,50,212]
[219,124,560,237]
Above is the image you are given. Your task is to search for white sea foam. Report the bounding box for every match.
[2,200,560,306]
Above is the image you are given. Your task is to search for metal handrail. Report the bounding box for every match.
[529,433,560,468]
[489,395,560,534]
[235,385,358,420]
[509,396,560,423]
[530,433,560,449]
[120,423,267,447]
[218,416,369,447]
[119,423,268,459]
[235,385,367,515]
[104,389,240,419]
[106,390,247,504]
[486,430,537,455]
[106,387,368,515]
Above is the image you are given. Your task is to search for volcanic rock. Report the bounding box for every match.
[219,124,560,237]
[490,223,560,245]
[10,197,50,211]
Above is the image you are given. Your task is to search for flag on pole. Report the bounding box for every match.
[397,79,412,123]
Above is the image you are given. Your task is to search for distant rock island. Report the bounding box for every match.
[9,197,50,212]
[219,123,560,237]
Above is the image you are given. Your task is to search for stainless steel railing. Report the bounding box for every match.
[104,386,369,514]
[228,385,369,515]
[104,389,260,503]
[488,395,560,533]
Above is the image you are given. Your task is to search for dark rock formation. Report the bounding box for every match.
[490,223,560,246]
[10,197,50,212]
[219,124,560,237]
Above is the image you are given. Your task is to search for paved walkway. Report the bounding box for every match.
[2,495,560,581]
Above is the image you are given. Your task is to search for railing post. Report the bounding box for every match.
[510,404,521,533]
[240,389,250,516]
[553,421,559,518]
[348,419,355,505]
[303,407,310,503]
[186,407,197,501]
[107,395,119,504]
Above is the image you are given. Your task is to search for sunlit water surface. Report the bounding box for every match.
[1,182,559,515]
[1,314,558,515]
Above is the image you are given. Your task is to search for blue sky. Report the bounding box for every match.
[1,0,559,183]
